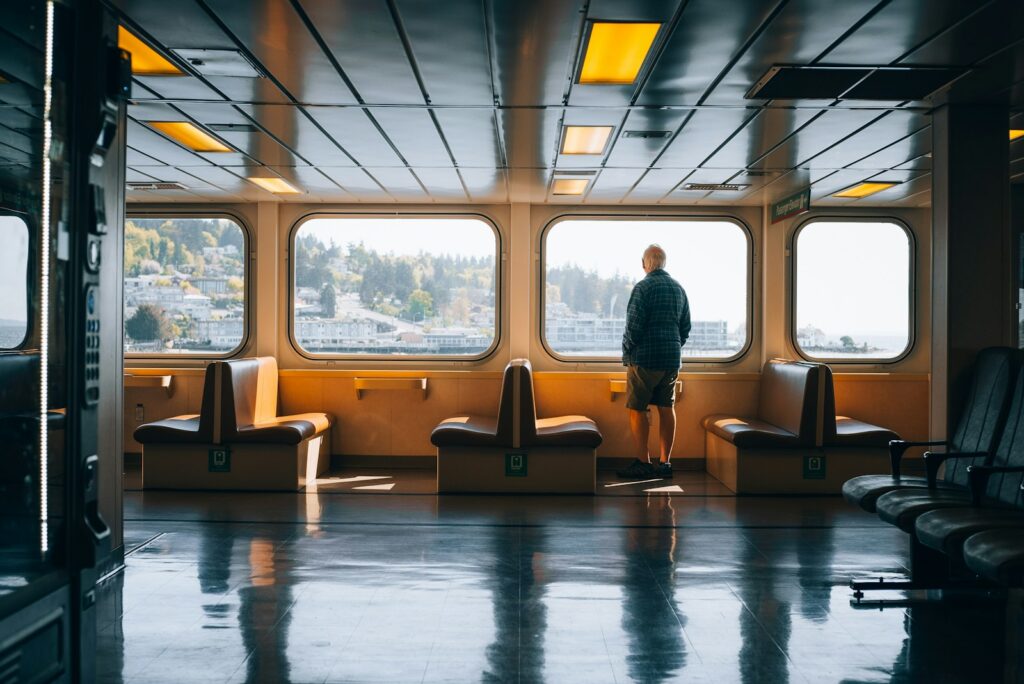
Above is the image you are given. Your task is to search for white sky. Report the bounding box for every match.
[0,216,28,322]
[795,221,909,337]
[298,217,496,258]
[546,219,749,326]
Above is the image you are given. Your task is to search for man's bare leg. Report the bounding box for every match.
[656,406,676,463]
[629,409,650,462]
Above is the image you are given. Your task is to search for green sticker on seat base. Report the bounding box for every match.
[209,448,231,473]
[803,453,825,479]
[505,453,527,477]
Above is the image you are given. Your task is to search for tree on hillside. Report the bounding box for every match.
[840,335,855,348]
[126,304,170,342]
[403,289,433,321]
[320,283,337,318]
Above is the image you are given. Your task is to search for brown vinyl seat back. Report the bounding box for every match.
[515,359,538,446]
[133,362,219,444]
[493,360,518,444]
[757,359,821,446]
[220,357,281,437]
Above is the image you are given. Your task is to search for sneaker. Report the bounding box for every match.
[616,459,655,479]
[653,461,673,478]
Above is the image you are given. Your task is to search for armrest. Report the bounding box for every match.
[967,465,1024,506]
[923,451,989,488]
[890,440,948,479]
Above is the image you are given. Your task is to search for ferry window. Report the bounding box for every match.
[794,220,911,361]
[0,215,29,349]
[124,217,247,355]
[291,216,498,358]
[543,218,750,361]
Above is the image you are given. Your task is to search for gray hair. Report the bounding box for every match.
[643,244,666,270]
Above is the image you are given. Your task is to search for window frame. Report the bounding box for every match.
[539,213,755,364]
[124,211,252,360]
[790,215,916,365]
[0,211,31,352]
[287,211,503,363]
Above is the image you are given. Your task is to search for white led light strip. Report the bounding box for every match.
[39,0,54,557]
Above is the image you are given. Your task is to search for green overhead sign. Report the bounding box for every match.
[771,188,810,224]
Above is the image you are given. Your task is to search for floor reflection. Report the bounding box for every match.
[94,485,1013,683]
[622,497,686,683]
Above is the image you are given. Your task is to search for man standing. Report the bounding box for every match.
[617,244,690,479]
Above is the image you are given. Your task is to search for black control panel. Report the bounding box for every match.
[84,285,100,405]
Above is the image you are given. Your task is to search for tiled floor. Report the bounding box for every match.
[97,475,1015,683]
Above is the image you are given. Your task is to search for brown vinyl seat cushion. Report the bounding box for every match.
[431,359,602,449]
[518,362,602,448]
[222,357,333,446]
[701,359,819,448]
[821,366,900,447]
[430,363,515,448]
[134,364,217,444]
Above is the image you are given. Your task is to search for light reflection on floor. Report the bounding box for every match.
[97,475,1012,683]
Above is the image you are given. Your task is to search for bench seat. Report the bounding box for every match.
[701,415,801,448]
[433,359,601,493]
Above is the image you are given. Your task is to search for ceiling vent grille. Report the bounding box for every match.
[621,130,672,139]
[207,123,257,133]
[683,183,749,192]
[127,182,188,191]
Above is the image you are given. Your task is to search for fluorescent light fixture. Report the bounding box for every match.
[552,178,589,195]
[833,181,898,198]
[1011,129,1024,141]
[249,176,301,194]
[561,125,614,155]
[579,22,661,85]
[118,26,182,75]
[146,121,232,153]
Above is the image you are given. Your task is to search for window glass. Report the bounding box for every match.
[124,217,246,355]
[543,218,749,360]
[0,215,28,349]
[292,217,498,357]
[794,220,911,360]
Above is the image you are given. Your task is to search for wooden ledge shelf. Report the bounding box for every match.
[124,374,173,397]
[609,379,682,401]
[354,377,428,400]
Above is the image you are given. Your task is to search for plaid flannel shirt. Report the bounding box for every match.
[622,269,691,370]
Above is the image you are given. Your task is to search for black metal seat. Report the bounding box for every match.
[842,347,1016,512]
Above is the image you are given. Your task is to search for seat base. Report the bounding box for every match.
[436,445,595,494]
[706,432,890,494]
[143,429,330,491]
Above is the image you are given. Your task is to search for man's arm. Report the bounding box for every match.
[622,286,646,362]
[679,291,691,345]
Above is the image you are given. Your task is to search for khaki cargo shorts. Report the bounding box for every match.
[625,366,678,410]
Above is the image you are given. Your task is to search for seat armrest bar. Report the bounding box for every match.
[890,440,947,479]
[923,451,988,488]
[966,465,1024,505]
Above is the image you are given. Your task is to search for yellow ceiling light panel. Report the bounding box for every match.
[552,178,589,195]
[562,126,614,155]
[118,26,182,75]
[1011,129,1024,141]
[249,177,301,194]
[579,22,661,85]
[146,121,232,153]
[833,181,898,199]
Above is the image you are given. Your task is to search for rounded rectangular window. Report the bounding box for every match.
[124,217,247,355]
[794,220,912,361]
[0,215,29,349]
[543,217,751,361]
[292,216,498,358]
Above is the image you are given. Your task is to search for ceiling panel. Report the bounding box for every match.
[807,110,927,169]
[303,108,404,167]
[414,167,469,201]
[266,165,354,201]
[626,168,691,200]
[657,109,757,168]
[895,0,1022,67]
[366,168,429,200]
[432,109,502,168]
[490,0,582,107]
[587,168,647,202]
[203,0,358,105]
[318,167,390,199]
[604,109,689,168]
[704,0,884,106]
[394,0,493,106]
[498,108,562,170]
[754,108,882,170]
[848,125,931,170]
[298,0,424,105]
[458,168,508,203]
[238,104,355,166]
[369,109,453,167]
[701,107,819,168]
